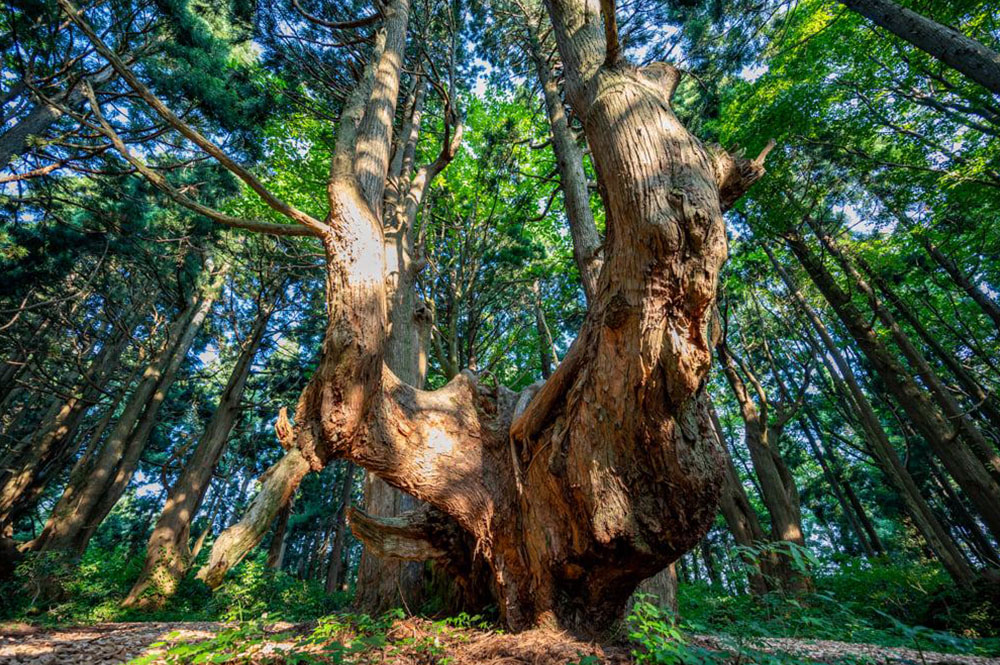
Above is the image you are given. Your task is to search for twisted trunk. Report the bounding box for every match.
[201,0,765,635]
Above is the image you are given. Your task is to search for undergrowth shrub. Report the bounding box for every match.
[1,544,347,625]
[676,560,999,657]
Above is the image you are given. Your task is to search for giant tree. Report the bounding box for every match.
[57,0,771,634]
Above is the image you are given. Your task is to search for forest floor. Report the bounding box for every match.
[2,619,998,665]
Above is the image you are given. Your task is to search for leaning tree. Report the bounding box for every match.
[56,0,771,635]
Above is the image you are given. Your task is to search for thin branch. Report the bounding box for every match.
[57,0,329,236]
[600,0,620,66]
[290,0,381,31]
[81,83,316,238]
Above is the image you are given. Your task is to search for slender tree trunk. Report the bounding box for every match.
[0,318,131,530]
[798,415,874,557]
[710,401,771,595]
[34,271,221,554]
[718,342,809,591]
[927,459,1000,567]
[267,501,293,571]
[325,462,356,593]
[0,316,53,407]
[523,11,602,302]
[918,235,1000,337]
[810,223,1000,477]
[861,253,1000,433]
[767,243,975,585]
[781,232,1000,567]
[700,537,720,586]
[533,280,557,378]
[837,0,1000,95]
[123,294,272,607]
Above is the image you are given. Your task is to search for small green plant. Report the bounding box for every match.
[627,595,721,665]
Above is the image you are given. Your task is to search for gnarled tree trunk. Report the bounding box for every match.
[200,0,769,636]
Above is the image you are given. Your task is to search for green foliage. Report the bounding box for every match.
[677,562,1000,657]
[628,597,722,665]
[206,554,345,623]
[1,545,345,626]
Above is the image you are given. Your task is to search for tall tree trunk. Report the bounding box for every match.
[861,252,1000,432]
[782,230,1000,557]
[809,222,1000,477]
[533,280,557,379]
[700,537,720,586]
[766,243,975,585]
[33,271,221,554]
[798,414,875,558]
[523,10,602,302]
[718,342,810,591]
[927,459,1000,567]
[837,0,1000,95]
[325,462,356,593]
[0,317,131,530]
[711,401,771,595]
[123,293,273,607]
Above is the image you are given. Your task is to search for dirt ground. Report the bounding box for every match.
[1,620,997,665]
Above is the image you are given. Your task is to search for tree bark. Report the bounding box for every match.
[838,0,1000,95]
[634,563,678,616]
[123,293,273,607]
